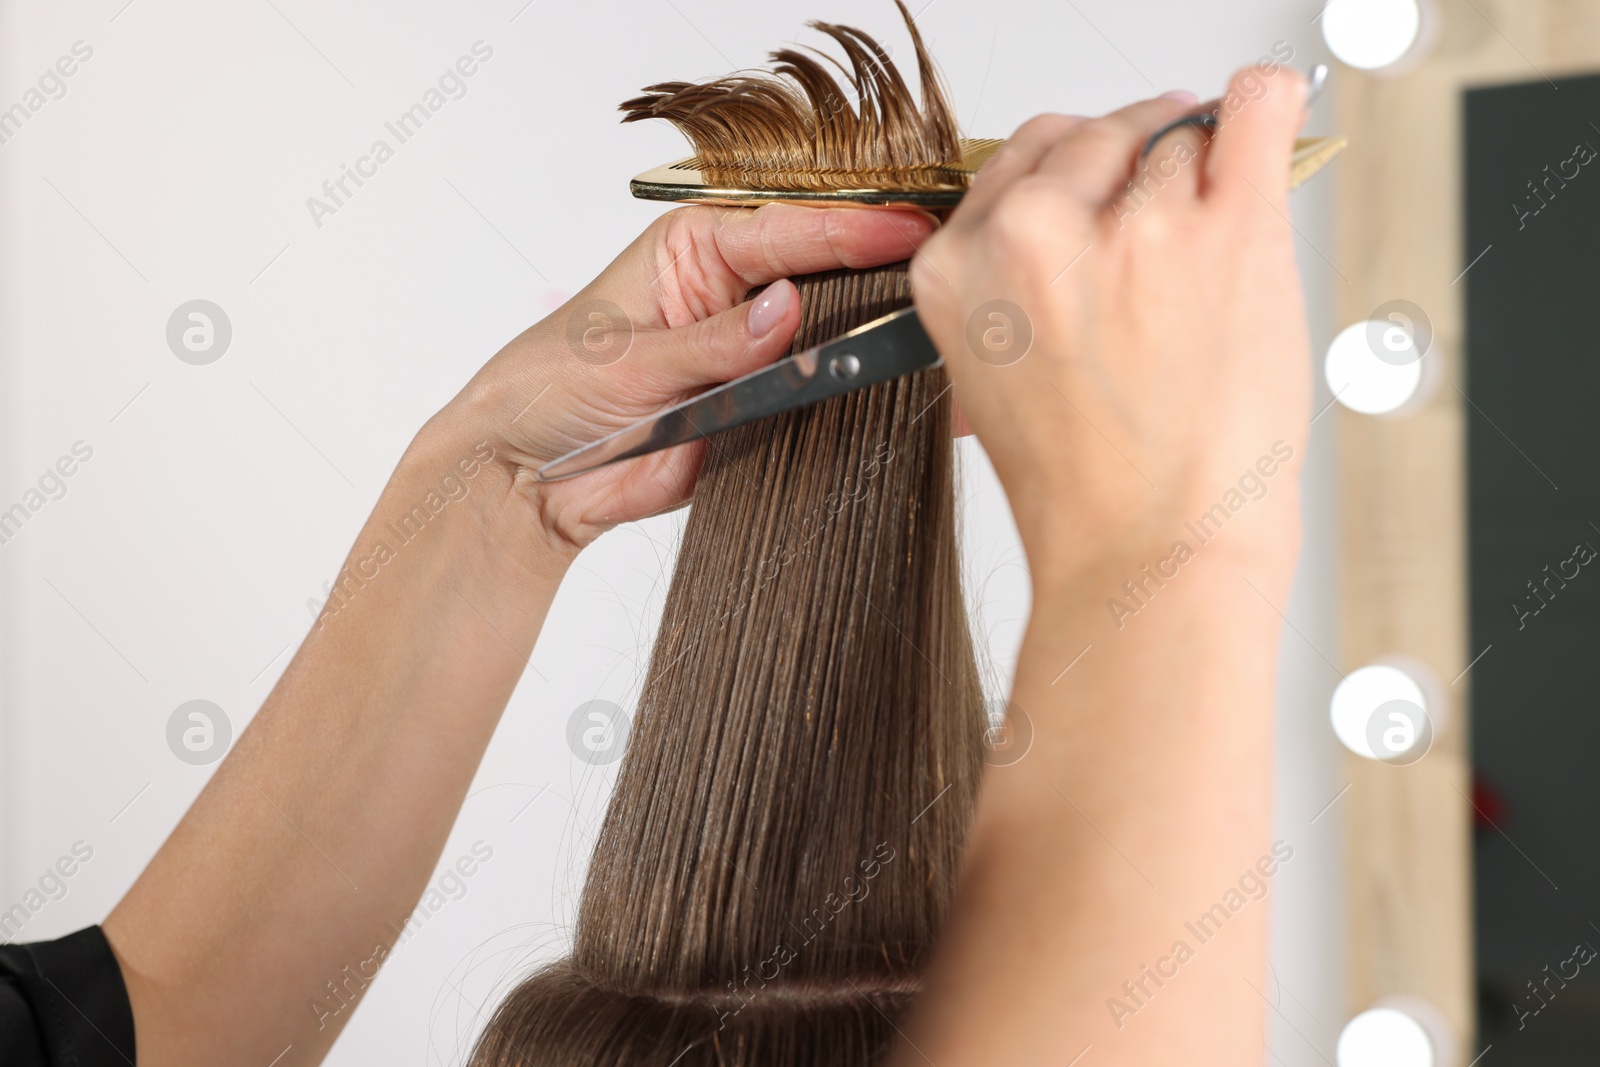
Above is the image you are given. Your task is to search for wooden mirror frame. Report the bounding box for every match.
[1333,0,1600,1051]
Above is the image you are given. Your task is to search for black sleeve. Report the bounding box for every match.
[0,925,136,1066]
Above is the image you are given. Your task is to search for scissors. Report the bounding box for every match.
[1139,62,1330,158]
[537,65,1337,483]
[535,305,936,481]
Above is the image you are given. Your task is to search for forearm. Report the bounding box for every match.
[88,197,928,1065]
[902,535,1297,1066]
[103,413,575,1066]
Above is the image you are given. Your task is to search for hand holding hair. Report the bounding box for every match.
[97,173,941,1067]
[441,201,935,555]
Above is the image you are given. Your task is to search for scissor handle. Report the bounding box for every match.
[1141,63,1330,160]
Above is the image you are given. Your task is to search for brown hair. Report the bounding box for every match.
[473,7,984,1064]
[618,1,959,190]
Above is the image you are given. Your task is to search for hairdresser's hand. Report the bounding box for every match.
[440,203,934,553]
[912,65,1312,590]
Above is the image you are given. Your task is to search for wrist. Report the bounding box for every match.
[1024,505,1301,634]
[399,411,580,588]
[1021,479,1302,601]
[426,338,624,557]
[1023,554,1293,675]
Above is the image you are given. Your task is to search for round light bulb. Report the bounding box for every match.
[1322,0,1423,71]
[1325,320,1425,415]
[1337,1006,1435,1067]
[1330,664,1428,761]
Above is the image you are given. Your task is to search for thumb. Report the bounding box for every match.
[1205,64,1307,207]
[631,278,801,391]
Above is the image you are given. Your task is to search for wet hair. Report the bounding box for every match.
[617,0,959,190]
[472,6,984,1064]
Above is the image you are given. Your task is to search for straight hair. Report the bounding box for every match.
[474,7,984,1063]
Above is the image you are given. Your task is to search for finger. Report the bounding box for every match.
[627,277,801,391]
[1204,65,1307,210]
[708,202,937,289]
[1130,116,1210,210]
[591,438,707,526]
[955,113,1086,219]
[1034,96,1200,208]
[597,203,936,327]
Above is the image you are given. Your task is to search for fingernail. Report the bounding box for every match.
[1161,89,1199,105]
[1304,63,1328,110]
[748,280,793,338]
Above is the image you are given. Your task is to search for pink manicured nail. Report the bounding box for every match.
[1161,89,1199,105]
[748,280,793,338]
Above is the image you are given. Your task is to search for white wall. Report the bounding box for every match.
[0,0,1345,1062]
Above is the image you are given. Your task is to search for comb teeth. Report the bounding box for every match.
[675,161,968,192]
[667,139,1007,174]
[634,138,1004,207]
[669,138,1005,184]
[633,136,1344,208]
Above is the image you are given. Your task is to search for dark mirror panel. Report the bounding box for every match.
[1466,72,1600,1060]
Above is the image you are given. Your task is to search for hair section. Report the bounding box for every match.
[619,0,961,190]
[474,8,982,1064]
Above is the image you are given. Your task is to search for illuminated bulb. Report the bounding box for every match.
[1337,1006,1435,1067]
[1322,0,1424,71]
[1329,664,1427,761]
[1325,320,1425,415]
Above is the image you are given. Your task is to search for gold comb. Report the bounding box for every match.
[1291,135,1348,189]
[630,135,1345,208]
[631,138,1003,208]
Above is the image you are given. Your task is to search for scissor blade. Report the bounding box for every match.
[535,305,939,482]
[536,352,824,481]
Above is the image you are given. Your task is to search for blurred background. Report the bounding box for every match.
[4,0,1550,1063]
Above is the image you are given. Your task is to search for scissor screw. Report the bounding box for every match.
[828,352,861,382]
